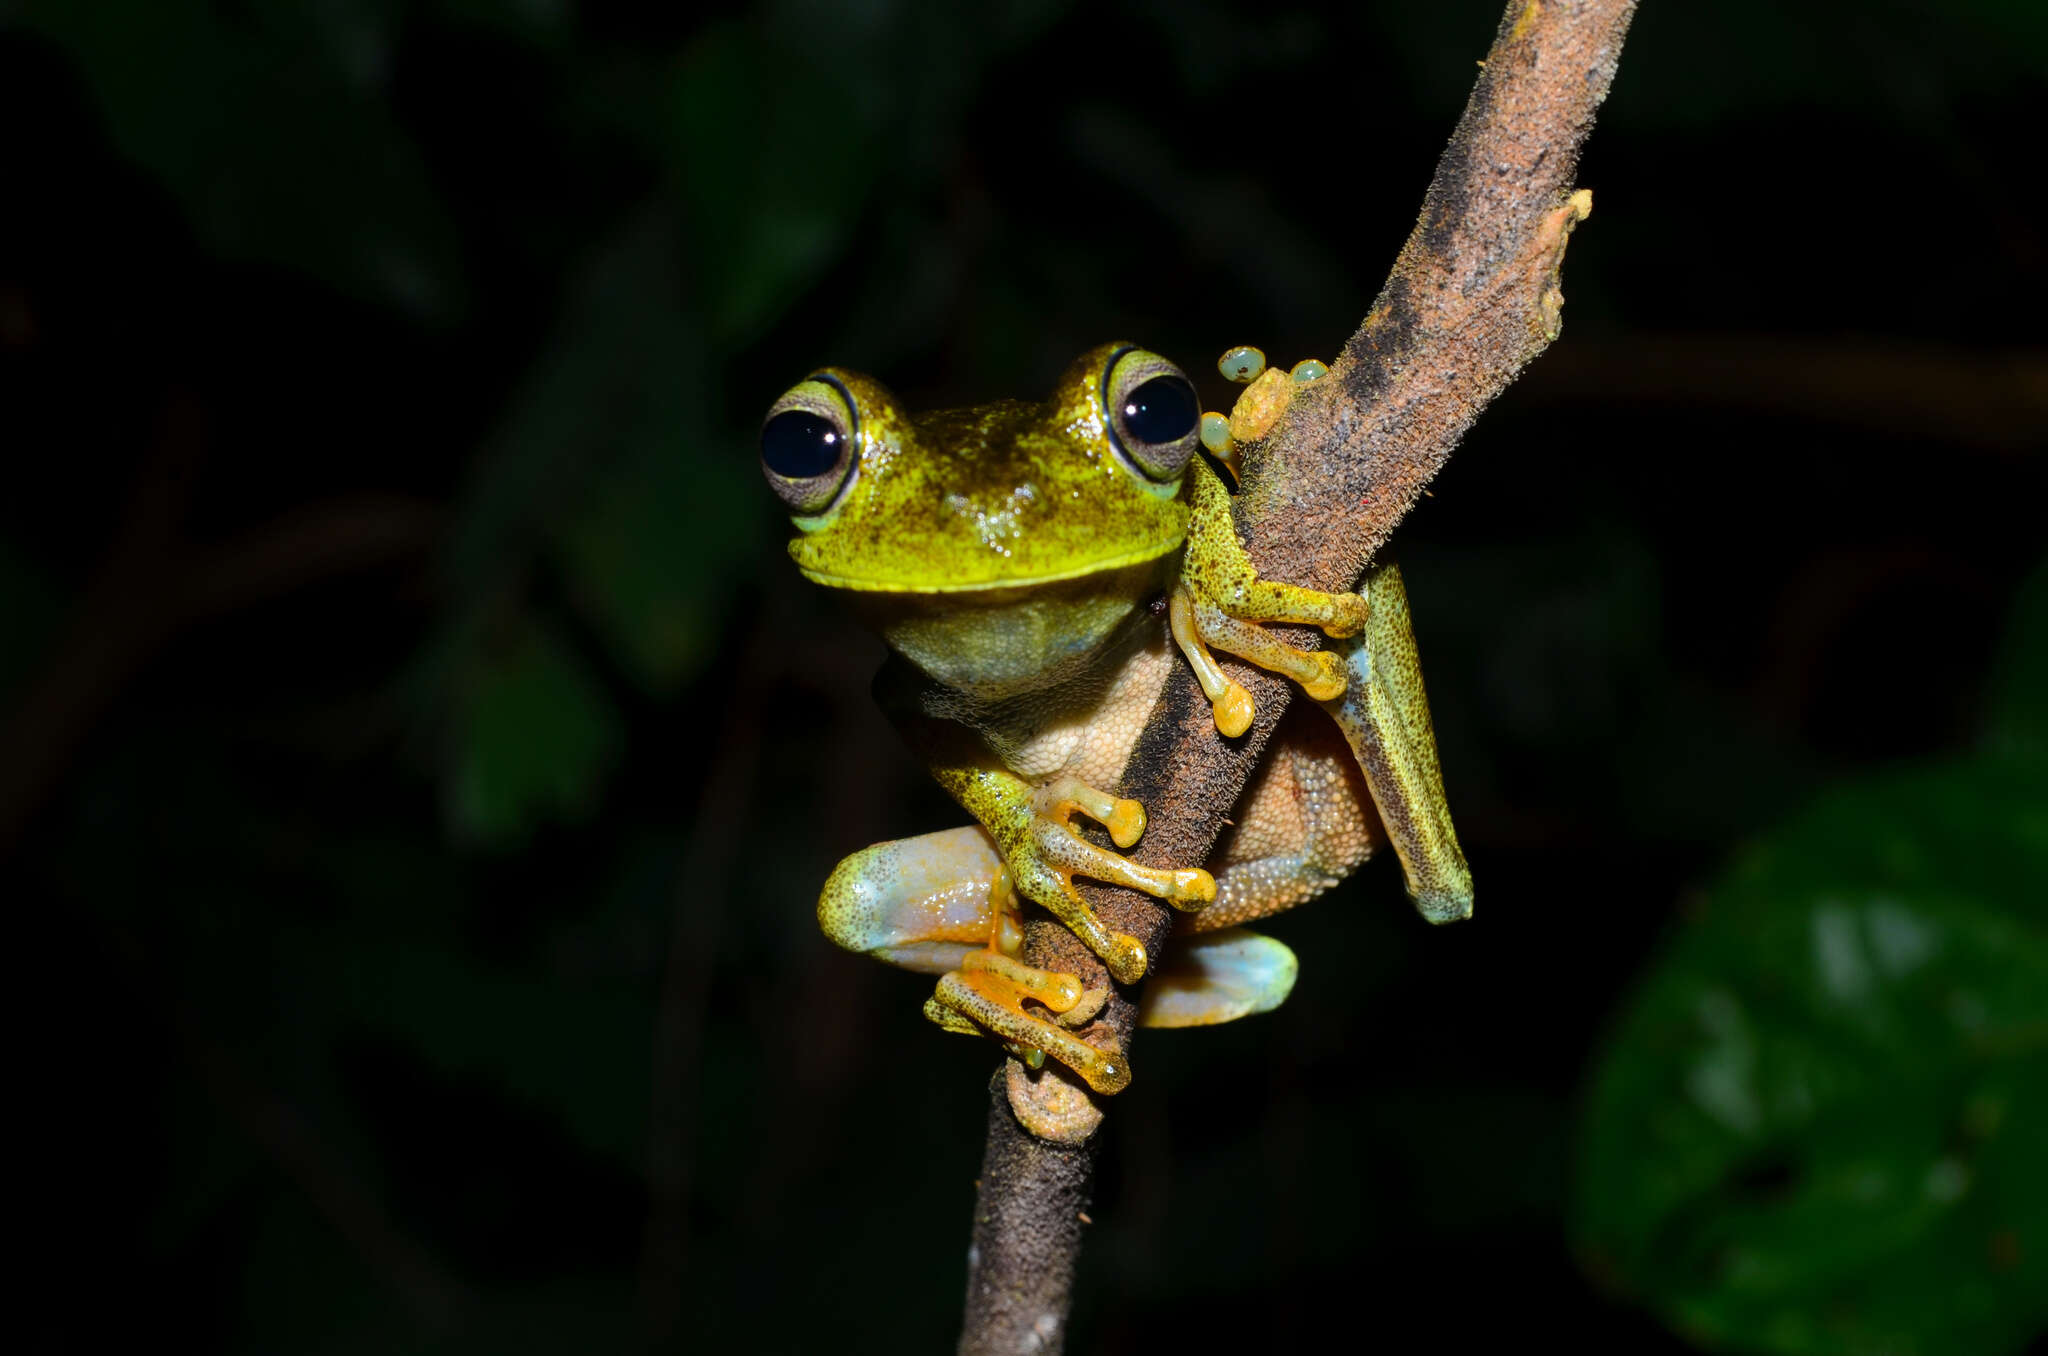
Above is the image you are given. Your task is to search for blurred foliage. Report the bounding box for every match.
[1576,566,2048,1355]
[20,0,467,317]
[19,0,2046,840]
[4,0,2045,1351]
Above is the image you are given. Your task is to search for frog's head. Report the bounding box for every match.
[759,343,1201,595]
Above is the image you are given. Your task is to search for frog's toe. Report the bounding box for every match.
[1008,779,1217,984]
[1217,345,1267,383]
[1102,798,1145,849]
[1299,650,1349,702]
[1030,818,1214,915]
[931,964,1132,1095]
[961,947,1083,1012]
[1170,586,1253,735]
[1172,586,1355,718]
[1037,776,1145,849]
[1320,591,1371,639]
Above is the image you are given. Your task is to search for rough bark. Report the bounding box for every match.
[957,2,1639,1351]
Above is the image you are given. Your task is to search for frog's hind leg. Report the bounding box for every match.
[816,824,1006,973]
[817,824,1129,1091]
[1185,559,1476,925]
[1318,561,1474,924]
[927,884,1132,1094]
[1169,456,1473,923]
[1136,713,1373,1029]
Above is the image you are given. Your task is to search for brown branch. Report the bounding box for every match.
[958,1,1638,1350]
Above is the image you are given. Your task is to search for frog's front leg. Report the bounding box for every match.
[1170,422,1474,924]
[923,763,1215,986]
[1170,455,1372,735]
[896,752,1212,1093]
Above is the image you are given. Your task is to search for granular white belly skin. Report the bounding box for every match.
[997,630,1176,790]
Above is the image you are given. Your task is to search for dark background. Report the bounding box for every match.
[5,0,2044,1352]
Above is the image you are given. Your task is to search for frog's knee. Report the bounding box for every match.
[816,825,1003,973]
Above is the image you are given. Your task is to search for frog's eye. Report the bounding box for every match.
[1104,348,1201,482]
[761,377,859,515]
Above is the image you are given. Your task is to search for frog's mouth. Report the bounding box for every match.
[791,539,1180,594]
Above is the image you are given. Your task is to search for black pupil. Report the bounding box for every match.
[1121,376,1198,445]
[761,410,844,480]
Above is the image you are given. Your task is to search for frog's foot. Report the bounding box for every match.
[1170,584,1366,735]
[1137,927,1299,1028]
[927,952,1128,1095]
[816,824,1008,974]
[1011,776,1215,986]
[1206,346,1334,466]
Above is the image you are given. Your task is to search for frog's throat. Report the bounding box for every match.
[793,539,1180,594]
[845,556,1175,701]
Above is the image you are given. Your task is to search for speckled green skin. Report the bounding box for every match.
[791,345,1187,702]
[789,347,1184,594]
[774,343,1472,1093]
[786,343,1224,996]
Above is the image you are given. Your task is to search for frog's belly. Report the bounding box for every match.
[1000,627,1177,787]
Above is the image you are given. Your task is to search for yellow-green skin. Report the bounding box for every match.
[781,345,1220,995]
[790,347,1184,595]
[770,342,1473,1102]
[787,346,1188,700]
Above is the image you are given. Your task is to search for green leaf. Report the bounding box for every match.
[446,616,623,843]
[1574,755,2048,1355]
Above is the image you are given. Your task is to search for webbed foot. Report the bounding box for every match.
[1138,927,1299,1028]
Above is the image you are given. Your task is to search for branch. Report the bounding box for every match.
[958,1,1638,1349]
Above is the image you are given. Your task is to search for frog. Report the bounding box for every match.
[758,342,1472,1099]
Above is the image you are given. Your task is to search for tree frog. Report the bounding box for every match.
[759,343,1471,1096]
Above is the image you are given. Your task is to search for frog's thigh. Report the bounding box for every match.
[1139,927,1299,1028]
[1195,707,1381,933]
[1139,720,1376,1028]
[817,824,1002,973]
[1318,560,1475,924]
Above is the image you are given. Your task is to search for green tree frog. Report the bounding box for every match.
[759,344,1471,1096]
